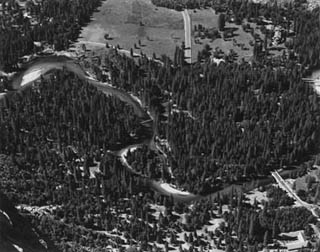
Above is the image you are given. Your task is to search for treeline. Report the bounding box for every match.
[151,0,297,18]
[0,0,102,69]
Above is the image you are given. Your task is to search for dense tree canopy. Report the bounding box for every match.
[1,0,320,251]
[104,47,320,194]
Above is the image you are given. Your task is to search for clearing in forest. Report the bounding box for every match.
[189,8,289,62]
[78,0,185,59]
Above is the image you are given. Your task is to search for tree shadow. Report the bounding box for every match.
[224,27,239,33]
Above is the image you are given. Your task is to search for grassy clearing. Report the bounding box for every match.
[78,0,287,63]
[245,188,268,207]
[293,168,320,192]
[78,0,184,59]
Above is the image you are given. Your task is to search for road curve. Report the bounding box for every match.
[182,9,192,64]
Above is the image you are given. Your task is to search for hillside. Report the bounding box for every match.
[2,0,320,251]
[0,191,59,252]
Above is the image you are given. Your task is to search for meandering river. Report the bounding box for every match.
[1,52,315,203]
[1,53,201,202]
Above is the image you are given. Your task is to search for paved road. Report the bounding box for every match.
[271,171,308,207]
[182,9,192,64]
[272,171,320,238]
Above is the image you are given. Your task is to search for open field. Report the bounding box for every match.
[79,2,258,62]
[78,0,287,63]
[78,0,185,59]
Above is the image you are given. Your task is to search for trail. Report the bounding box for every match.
[1,52,198,202]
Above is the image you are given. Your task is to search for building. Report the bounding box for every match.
[278,230,308,251]
[265,230,308,252]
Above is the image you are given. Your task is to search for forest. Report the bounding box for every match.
[1,0,320,251]
[0,0,101,70]
[1,140,317,252]
[103,46,320,194]
[0,45,319,251]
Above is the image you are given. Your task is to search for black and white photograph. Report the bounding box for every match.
[1,0,320,251]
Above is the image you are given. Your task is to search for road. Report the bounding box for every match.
[271,171,309,208]
[182,9,192,64]
[272,171,320,238]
